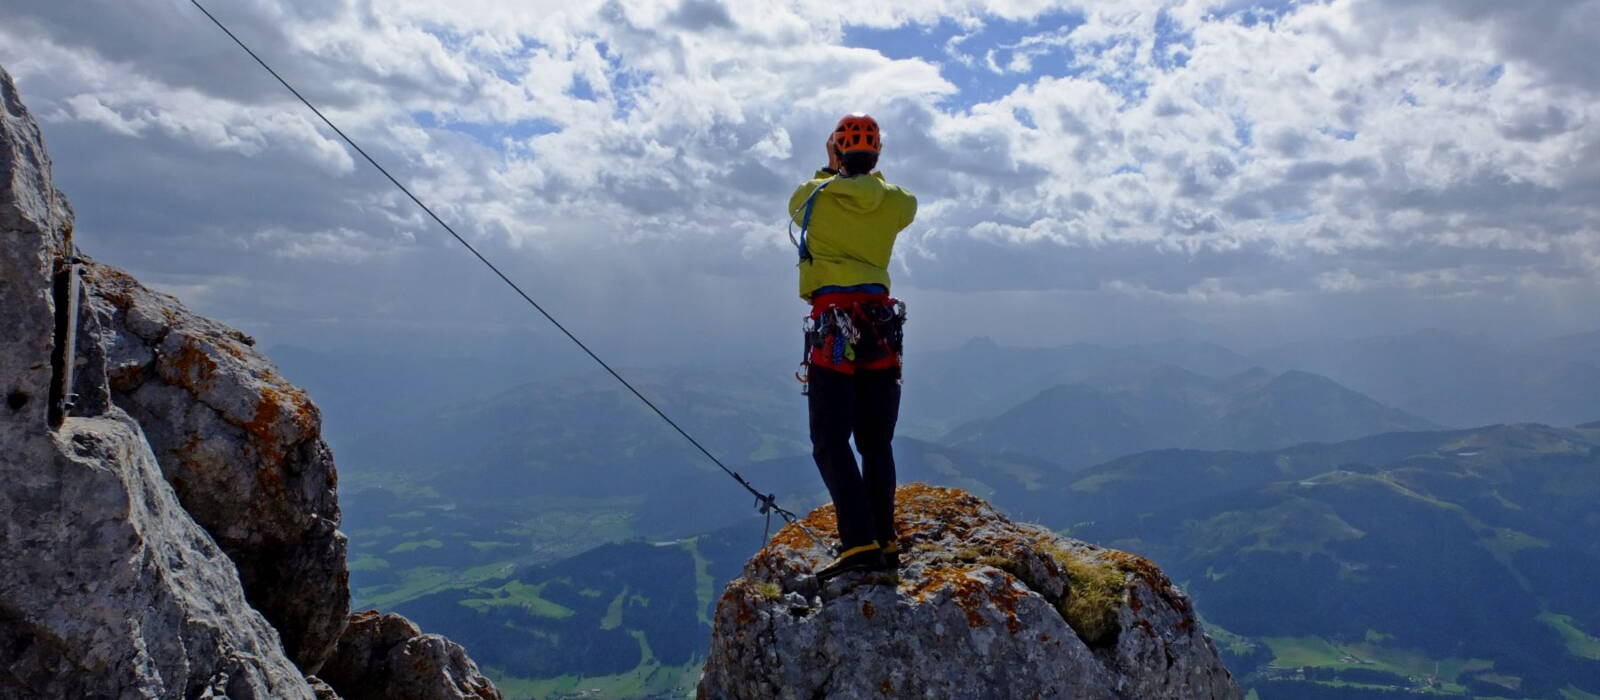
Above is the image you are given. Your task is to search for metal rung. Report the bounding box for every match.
[47,259,81,429]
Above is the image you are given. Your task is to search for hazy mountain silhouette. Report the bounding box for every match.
[941,366,1439,469]
[1254,329,1600,428]
[898,337,1260,436]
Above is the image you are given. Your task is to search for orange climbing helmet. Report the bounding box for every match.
[831,113,882,154]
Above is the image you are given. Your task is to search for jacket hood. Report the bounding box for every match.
[823,172,889,213]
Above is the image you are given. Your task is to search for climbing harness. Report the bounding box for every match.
[188,0,822,550]
[797,296,907,394]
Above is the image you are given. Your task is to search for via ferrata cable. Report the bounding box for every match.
[187,0,823,550]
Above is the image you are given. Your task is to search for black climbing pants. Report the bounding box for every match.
[807,366,900,551]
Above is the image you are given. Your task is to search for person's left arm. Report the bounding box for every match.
[899,187,918,231]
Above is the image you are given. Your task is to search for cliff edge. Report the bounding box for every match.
[699,484,1243,700]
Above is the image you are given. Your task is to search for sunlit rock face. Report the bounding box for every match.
[699,484,1243,700]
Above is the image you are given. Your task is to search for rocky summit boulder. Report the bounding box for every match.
[699,484,1243,700]
[316,610,502,700]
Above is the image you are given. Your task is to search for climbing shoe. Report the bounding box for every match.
[881,542,901,570]
[816,542,886,581]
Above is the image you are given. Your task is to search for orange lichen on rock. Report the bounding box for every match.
[733,589,754,626]
[271,380,317,435]
[171,339,219,392]
[906,564,991,628]
[218,340,249,363]
[245,387,286,464]
[242,382,318,471]
[891,483,989,541]
[767,502,839,551]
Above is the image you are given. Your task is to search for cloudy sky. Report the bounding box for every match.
[3,0,1597,366]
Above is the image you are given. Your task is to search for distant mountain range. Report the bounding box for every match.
[333,360,1432,588]
[1060,422,1600,698]
[898,337,1263,436]
[1253,329,1600,429]
[904,329,1600,435]
[351,422,1600,699]
[277,327,1600,451]
[941,365,1439,469]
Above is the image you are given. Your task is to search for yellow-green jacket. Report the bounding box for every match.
[790,170,917,301]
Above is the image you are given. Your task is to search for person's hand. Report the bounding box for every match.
[825,136,842,173]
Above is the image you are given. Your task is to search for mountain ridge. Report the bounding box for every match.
[942,365,1439,469]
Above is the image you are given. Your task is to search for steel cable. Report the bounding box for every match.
[188,0,822,548]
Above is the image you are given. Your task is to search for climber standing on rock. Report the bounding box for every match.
[789,113,917,581]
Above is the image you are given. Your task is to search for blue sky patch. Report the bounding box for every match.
[1321,126,1358,141]
[1216,0,1327,27]
[411,111,559,147]
[1233,116,1254,148]
[843,10,1088,108]
[1153,8,1194,71]
[594,41,652,119]
[1012,107,1037,129]
[424,26,543,85]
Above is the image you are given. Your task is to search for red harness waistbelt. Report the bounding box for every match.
[804,290,904,375]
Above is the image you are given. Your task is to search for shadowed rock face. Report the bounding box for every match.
[0,64,314,699]
[699,484,1243,700]
[317,611,502,700]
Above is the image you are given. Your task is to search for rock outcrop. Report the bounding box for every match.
[0,65,315,699]
[317,611,502,700]
[82,260,349,672]
[1,64,499,699]
[699,484,1243,700]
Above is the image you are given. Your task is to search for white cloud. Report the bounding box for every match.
[0,0,1596,355]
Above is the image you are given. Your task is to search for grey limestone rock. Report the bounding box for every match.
[1,64,313,699]
[698,484,1243,700]
[0,53,348,673]
[0,415,317,699]
[3,59,503,698]
[0,62,68,446]
[81,258,350,673]
[317,610,503,700]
